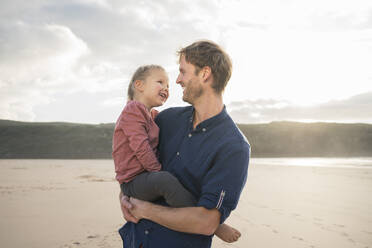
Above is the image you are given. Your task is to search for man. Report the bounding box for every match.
[119,40,250,248]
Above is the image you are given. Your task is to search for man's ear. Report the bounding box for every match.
[134,80,144,92]
[201,66,212,82]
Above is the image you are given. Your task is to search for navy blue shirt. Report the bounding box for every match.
[119,106,250,248]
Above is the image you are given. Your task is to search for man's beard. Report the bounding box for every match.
[183,79,204,104]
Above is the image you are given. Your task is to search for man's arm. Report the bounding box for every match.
[120,195,220,236]
[119,142,249,235]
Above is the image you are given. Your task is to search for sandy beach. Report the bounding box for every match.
[1,159,371,248]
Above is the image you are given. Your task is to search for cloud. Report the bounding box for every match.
[0,20,90,121]
[38,0,224,66]
[228,92,372,123]
[0,0,226,122]
[1,0,371,123]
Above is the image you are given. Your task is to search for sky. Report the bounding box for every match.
[1,0,372,124]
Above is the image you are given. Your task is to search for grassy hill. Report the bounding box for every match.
[0,120,114,159]
[239,122,372,157]
[1,119,372,158]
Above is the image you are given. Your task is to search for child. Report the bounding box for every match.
[112,65,241,243]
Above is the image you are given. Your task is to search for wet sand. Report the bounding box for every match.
[0,159,371,248]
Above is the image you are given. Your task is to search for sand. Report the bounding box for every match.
[0,159,371,248]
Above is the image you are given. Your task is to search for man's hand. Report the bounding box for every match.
[119,193,139,223]
[125,197,151,219]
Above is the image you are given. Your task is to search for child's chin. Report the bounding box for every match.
[154,102,164,107]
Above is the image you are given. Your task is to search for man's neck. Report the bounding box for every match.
[192,93,224,129]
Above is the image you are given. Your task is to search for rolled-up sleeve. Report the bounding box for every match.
[119,102,161,172]
[197,142,250,223]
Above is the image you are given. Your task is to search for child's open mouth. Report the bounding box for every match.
[160,92,167,100]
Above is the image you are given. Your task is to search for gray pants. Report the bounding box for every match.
[120,171,197,207]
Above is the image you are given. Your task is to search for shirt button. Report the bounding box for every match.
[176,152,180,156]
[202,128,206,132]
[188,133,192,138]
[145,230,149,235]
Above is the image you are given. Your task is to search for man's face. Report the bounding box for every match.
[176,55,203,104]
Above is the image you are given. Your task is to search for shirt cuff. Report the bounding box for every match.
[197,191,231,224]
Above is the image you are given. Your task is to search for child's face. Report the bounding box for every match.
[142,69,169,108]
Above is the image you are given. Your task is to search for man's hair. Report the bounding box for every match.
[127,65,165,100]
[177,40,232,94]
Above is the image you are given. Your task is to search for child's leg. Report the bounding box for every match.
[121,171,196,207]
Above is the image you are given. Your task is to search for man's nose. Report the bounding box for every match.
[176,75,181,84]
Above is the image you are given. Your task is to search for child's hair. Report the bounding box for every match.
[127,65,165,101]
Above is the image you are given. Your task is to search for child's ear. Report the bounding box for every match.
[134,80,145,92]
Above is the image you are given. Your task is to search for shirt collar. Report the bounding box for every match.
[128,100,153,117]
[188,105,228,131]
